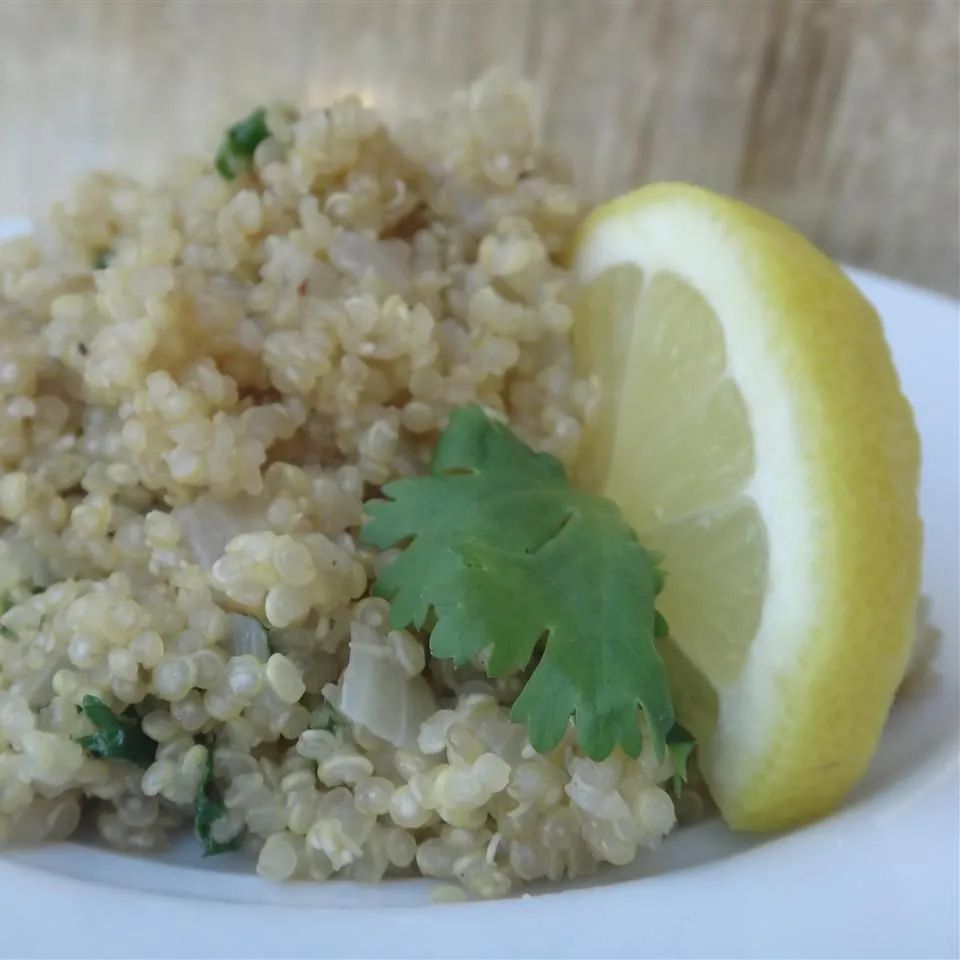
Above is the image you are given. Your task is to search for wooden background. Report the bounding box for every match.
[0,0,957,294]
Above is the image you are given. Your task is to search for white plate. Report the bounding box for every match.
[1,217,957,959]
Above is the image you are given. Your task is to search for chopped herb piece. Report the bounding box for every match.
[92,250,110,270]
[215,107,269,180]
[194,739,242,856]
[0,596,12,639]
[666,723,696,794]
[309,702,342,733]
[361,405,676,762]
[76,695,157,768]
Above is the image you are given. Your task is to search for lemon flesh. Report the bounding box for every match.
[571,183,921,830]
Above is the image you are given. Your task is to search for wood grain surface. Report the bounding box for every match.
[0,0,957,294]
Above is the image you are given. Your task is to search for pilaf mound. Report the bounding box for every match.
[0,72,680,897]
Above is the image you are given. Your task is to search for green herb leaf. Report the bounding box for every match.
[0,596,13,639]
[666,722,696,794]
[194,739,242,857]
[76,695,157,768]
[92,249,110,270]
[309,702,342,733]
[215,108,269,180]
[361,405,675,761]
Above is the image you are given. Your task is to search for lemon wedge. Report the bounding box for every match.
[571,183,922,830]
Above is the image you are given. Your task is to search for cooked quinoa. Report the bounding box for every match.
[0,72,679,897]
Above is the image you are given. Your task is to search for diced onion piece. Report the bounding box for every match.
[174,495,265,569]
[227,614,270,661]
[329,232,411,288]
[325,622,436,749]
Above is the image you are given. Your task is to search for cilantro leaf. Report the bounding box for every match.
[76,695,157,768]
[194,739,242,857]
[215,108,269,180]
[309,702,343,733]
[0,596,13,640]
[667,722,696,794]
[361,405,675,761]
